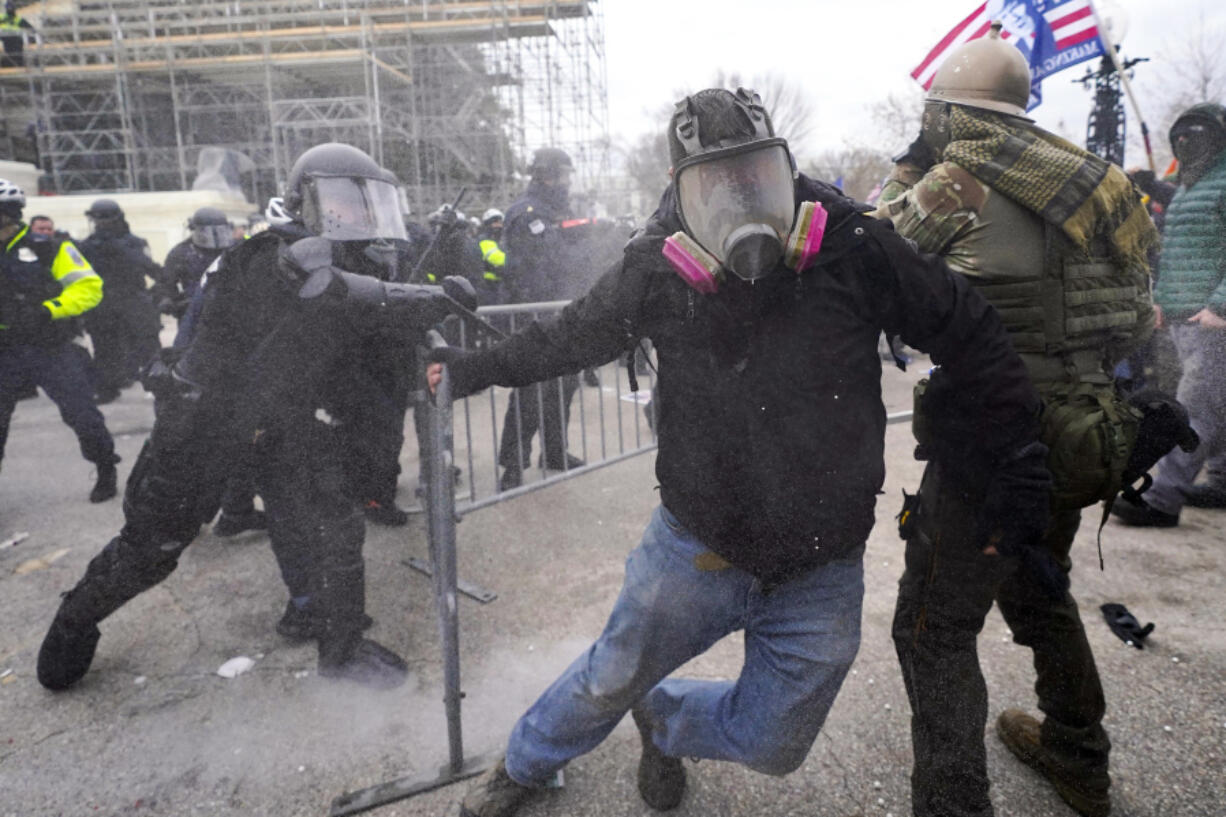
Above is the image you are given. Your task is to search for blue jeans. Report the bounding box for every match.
[505,505,864,785]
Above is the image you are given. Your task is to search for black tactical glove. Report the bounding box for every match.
[893,136,940,173]
[974,441,1066,599]
[1100,602,1154,649]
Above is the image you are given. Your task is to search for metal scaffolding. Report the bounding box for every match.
[0,0,609,214]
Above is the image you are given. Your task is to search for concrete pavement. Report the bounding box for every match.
[1,356,1223,817]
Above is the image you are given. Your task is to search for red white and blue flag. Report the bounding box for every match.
[911,0,1105,110]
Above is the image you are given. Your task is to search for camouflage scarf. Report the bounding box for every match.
[944,106,1157,273]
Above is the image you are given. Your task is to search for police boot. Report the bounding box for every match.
[89,455,120,503]
[996,709,1111,817]
[37,535,176,690]
[314,564,407,689]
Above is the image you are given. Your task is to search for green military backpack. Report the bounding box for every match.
[1035,381,1142,511]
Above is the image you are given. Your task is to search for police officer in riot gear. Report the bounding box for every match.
[496,147,585,490]
[37,143,473,691]
[0,178,120,502]
[434,87,1048,817]
[78,198,163,404]
[155,207,236,320]
[876,24,1157,817]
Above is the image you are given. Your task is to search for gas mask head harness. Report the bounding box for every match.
[664,88,828,293]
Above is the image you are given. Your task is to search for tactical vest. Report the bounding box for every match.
[965,192,1139,385]
[915,191,1142,510]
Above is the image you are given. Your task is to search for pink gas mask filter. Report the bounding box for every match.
[663,201,828,293]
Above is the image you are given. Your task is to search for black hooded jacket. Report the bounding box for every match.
[446,175,1040,584]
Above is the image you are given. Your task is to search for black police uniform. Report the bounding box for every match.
[155,238,223,319]
[1,227,116,472]
[497,181,585,476]
[78,222,162,400]
[37,227,429,690]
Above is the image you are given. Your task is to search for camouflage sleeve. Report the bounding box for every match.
[872,162,987,273]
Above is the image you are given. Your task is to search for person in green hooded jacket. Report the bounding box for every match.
[1112,103,1226,525]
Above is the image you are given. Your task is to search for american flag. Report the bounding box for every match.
[911,0,1105,110]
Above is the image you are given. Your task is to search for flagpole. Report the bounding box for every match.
[1088,0,1157,172]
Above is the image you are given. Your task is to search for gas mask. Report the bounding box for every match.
[664,198,829,294]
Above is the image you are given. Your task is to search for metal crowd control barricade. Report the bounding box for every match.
[332,304,662,815]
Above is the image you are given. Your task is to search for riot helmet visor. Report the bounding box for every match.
[675,141,794,281]
[302,176,408,241]
[191,223,236,249]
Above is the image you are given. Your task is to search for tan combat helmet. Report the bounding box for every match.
[927,21,1031,118]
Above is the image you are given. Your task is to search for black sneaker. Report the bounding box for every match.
[213,509,267,537]
[631,704,686,810]
[1110,495,1179,527]
[997,709,1110,817]
[88,460,119,503]
[1182,483,1226,509]
[363,500,409,526]
[276,601,373,641]
[460,757,537,817]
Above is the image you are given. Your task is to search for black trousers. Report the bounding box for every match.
[0,342,115,466]
[497,374,580,470]
[65,393,368,651]
[86,294,161,394]
[892,460,1109,817]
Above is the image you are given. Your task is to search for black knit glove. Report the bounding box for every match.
[975,441,1066,599]
[1100,603,1154,649]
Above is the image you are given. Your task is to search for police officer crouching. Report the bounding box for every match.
[0,178,120,502]
[36,143,475,691]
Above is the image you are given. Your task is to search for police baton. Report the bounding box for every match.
[408,186,468,284]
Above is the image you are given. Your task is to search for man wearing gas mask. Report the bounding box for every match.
[875,25,1157,817]
[429,88,1047,817]
[37,143,476,691]
[155,206,236,320]
[1111,103,1226,526]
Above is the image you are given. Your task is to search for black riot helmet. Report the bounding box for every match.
[1170,103,1226,184]
[668,87,798,283]
[527,147,574,182]
[187,206,236,250]
[85,198,123,221]
[283,143,407,242]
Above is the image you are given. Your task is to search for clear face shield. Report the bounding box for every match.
[302,176,408,242]
[190,223,236,250]
[675,142,796,282]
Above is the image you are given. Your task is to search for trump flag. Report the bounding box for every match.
[911,0,1106,110]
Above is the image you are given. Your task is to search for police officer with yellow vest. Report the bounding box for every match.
[477,208,507,303]
[0,1,35,68]
[0,178,120,502]
[874,25,1157,817]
